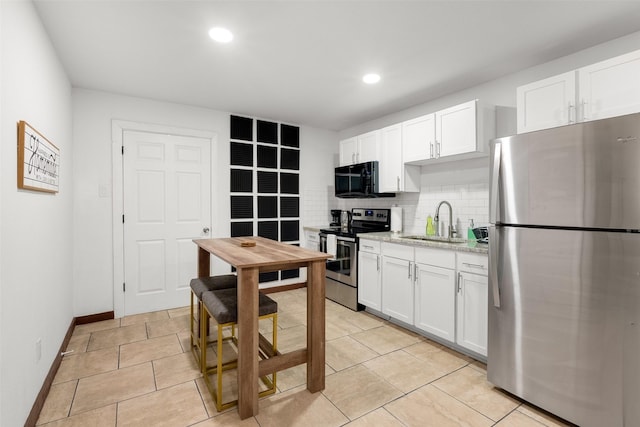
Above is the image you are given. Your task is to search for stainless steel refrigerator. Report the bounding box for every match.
[488,113,640,427]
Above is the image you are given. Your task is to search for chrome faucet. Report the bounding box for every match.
[434,201,456,238]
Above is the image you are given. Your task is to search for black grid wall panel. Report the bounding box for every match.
[230,142,253,166]
[258,221,279,241]
[231,222,253,237]
[258,171,278,193]
[257,120,278,144]
[230,115,253,141]
[230,196,253,219]
[257,145,277,169]
[280,220,299,242]
[280,148,299,170]
[280,197,299,217]
[280,124,300,148]
[230,169,253,192]
[280,173,299,194]
[258,196,278,218]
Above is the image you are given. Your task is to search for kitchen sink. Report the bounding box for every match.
[401,235,468,244]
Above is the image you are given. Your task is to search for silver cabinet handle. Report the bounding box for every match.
[203,227,210,234]
[462,262,486,270]
[490,142,501,224]
[397,176,400,191]
[430,142,434,159]
[414,263,418,283]
[362,245,374,250]
[376,255,380,271]
[408,262,412,279]
[489,226,501,308]
[435,140,441,158]
[352,152,355,163]
[457,272,463,293]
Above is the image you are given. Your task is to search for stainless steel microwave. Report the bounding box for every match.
[334,161,394,198]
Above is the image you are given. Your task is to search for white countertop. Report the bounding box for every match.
[357,231,489,254]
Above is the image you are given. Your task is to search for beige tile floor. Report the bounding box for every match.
[36,288,573,427]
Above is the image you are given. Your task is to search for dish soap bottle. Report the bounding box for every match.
[467,219,475,240]
[426,215,435,236]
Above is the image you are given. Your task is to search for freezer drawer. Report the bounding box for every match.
[487,226,640,427]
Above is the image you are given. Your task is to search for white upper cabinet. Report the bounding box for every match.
[380,124,419,193]
[579,49,640,122]
[339,136,358,166]
[402,114,436,163]
[436,100,478,158]
[517,49,640,134]
[338,131,380,166]
[517,71,577,133]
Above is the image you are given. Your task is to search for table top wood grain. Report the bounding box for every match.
[193,236,331,269]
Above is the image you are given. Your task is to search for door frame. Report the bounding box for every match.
[111,120,218,318]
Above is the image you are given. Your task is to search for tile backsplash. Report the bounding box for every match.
[303,159,490,236]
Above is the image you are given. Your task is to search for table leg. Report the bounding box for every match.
[198,247,210,278]
[237,267,259,419]
[307,260,326,392]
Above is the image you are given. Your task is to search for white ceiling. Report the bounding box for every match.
[33,1,640,131]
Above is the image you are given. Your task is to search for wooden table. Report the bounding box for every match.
[193,236,331,419]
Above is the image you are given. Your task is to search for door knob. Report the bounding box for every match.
[203,227,210,234]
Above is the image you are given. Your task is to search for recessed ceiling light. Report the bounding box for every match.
[209,27,233,43]
[362,73,381,84]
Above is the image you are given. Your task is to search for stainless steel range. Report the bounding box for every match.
[319,208,390,310]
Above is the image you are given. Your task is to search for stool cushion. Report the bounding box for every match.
[190,275,237,299]
[202,288,278,324]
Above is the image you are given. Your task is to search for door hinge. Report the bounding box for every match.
[122,214,125,223]
[121,146,124,155]
[123,282,126,292]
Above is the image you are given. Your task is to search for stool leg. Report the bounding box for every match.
[217,320,224,411]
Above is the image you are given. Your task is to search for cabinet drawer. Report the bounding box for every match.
[359,239,381,254]
[414,246,455,269]
[457,252,488,275]
[305,232,319,243]
[382,242,414,259]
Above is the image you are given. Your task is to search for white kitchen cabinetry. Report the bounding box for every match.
[379,124,419,193]
[456,252,488,356]
[402,100,487,164]
[516,72,576,134]
[579,49,640,122]
[402,114,436,163]
[358,239,382,310]
[413,247,456,342]
[517,49,640,134]
[381,243,414,324]
[339,130,380,166]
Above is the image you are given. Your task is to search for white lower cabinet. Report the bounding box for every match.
[415,263,456,342]
[358,239,382,310]
[456,253,489,356]
[381,243,414,324]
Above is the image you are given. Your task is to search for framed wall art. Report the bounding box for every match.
[17,121,60,193]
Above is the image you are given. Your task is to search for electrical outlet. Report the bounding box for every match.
[36,338,42,362]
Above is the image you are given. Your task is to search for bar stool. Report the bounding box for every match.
[201,288,278,411]
[189,275,237,366]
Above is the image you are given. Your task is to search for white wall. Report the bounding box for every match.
[336,30,640,235]
[0,2,73,426]
[72,89,337,316]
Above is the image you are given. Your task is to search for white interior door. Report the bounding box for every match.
[123,130,211,315]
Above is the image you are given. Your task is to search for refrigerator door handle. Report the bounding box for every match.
[490,142,501,224]
[489,225,501,308]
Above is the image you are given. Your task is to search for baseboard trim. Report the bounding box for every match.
[24,318,76,427]
[75,311,114,325]
[24,310,115,426]
[260,282,306,294]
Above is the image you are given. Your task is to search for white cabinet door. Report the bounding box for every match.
[579,49,640,122]
[382,256,414,324]
[414,263,455,342]
[358,250,381,310]
[516,71,576,134]
[339,137,358,166]
[436,100,478,158]
[456,271,488,356]
[402,114,435,163]
[379,124,402,192]
[357,130,380,163]
[304,231,319,251]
